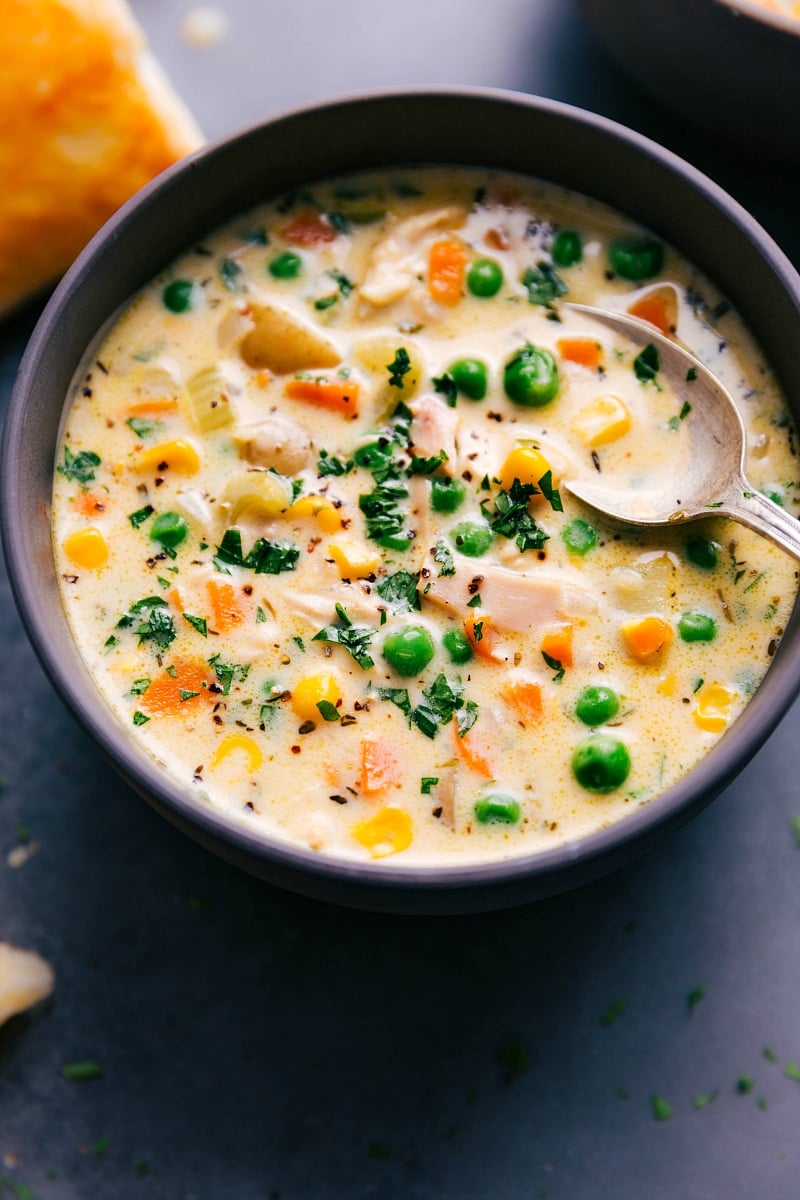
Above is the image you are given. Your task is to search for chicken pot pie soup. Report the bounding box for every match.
[52,169,800,865]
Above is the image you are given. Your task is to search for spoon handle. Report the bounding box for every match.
[716,476,800,561]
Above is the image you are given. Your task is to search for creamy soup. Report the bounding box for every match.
[52,169,799,865]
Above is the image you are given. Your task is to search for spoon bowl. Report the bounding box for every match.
[563,304,800,560]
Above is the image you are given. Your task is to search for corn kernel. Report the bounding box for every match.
[210,734,263,773]
[135,439,201,475]
[352,806,413,858]
[62,527,108,569]
[292,672,343,722]
[621,615,673,663]
[573,394,631,447]
[693,683,736,733]
[499,446,553,492]
[289,494,344,532]
[327,537,381,579]
[656,673,677,697]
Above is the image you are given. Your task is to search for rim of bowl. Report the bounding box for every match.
[4,85,800,898]
[720,0,800,36]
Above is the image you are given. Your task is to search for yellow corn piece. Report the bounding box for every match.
[288,494,343,532]
[573,394,631,447]
[292,672,343,722]
[352,806,413,858]
[327,537,381,579]
[499,446,553,492]
[210,733,263,773]
[135,439,201,475]
[224,471,293,522]
[693,683,736,733]
[62,527,108,569]
[656,673,677,697]
[186,365,233,432]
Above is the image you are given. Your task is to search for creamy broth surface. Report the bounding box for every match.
[52,169,799,865]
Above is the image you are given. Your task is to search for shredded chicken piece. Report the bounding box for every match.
[235,416,312,473]
[360,205,467,307]
[409,394,460,476]
[421,549,596,632]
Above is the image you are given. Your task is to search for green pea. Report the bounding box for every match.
[608,236,664,281]
[150,511,189,550]
[562,518,597,556]
[467,258,504,298]
[572,735,631,794]
[503,345,559,407]
[678,610,717,643]
[442,628,473,664]
[449,358,488,401]
[575,685,620,727]
[450,520,493,557]
[551,229,583,268]
[431,476,466,513]
[381,625,435,676]
[162,279,195,313]
[269,250,303,279]
[474,794,521,824]
[685,535,718,571]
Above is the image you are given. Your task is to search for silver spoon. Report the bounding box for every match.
[562,303,800,560]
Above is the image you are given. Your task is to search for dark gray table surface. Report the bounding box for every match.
[3,2,800,1197]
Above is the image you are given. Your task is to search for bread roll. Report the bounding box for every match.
[0,0,203,317]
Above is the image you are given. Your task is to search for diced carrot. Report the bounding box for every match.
[168,587,184,615]
[621,615,674,663]
[127,397,179,417]
[453,719,493,777]
[556,337,603,370]
[255,370,271,388]
[505,680,543,722]
[284,378,359,416]
[464,614,503,663]
[207,579,246,633]
[283,210,337,246]
[628,293,672,336]
[358,739,402,798]
[428,238,466,306]
[485,227,510,251]
[72,490,108,516]
[541,624,573,668]
[140,659,212,716]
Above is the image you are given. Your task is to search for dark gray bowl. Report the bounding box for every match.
[578,0,800,167]
[4,88,800,914]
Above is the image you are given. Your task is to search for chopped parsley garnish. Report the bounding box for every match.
[316,700,340,722]
[409,450,449,475]
[132,711,150,726]
[129,678,151,696]
[293,635,306,652]
[522,261,568,306]
[376,686,412,716]
[387,347,412,389]
[328,268,354,297]
[433,540,455,577]
[466,593,482,608]
[484,480,549,551]
[686,366,698,381]
[213,528,299,575]
[784,1061,800,1082]
[410,674,478,740]
[600,998,626,1026]
[736,1075,755,1094]
[317,449,354,476]
[183,613,208,637]
[762,1047,779,1064]
[650,1094,673,1122]
[376,569,420,613]
[219,257,243,291]
[542,650,565,682]
[128,504,154,528]
[432,373,458,407]
[693,1090,718,1109]
[314,295,338,311]
[687,985,706,1013]
[126,417,161,439]
[179,689,199,702]
[116,596,176,650]
[58,445,100,485]
[327,211,350,235]
[207,653,250,696]
[312,603,375,669]
[359,478,411,544]
[421,777,439,794]
[790,814,800,847]
[256,606,267,623]
[634,342,661,384]
[61,1061,104,1081]
[537,469,563,512]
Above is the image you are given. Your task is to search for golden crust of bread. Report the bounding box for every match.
[0,0,203,317]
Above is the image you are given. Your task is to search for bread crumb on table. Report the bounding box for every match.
[0,943,55,1027]
[180,6,230,48]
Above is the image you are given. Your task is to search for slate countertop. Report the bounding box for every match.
[2,2,800,1197]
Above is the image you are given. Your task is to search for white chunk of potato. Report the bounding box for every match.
[239,303,340,374]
